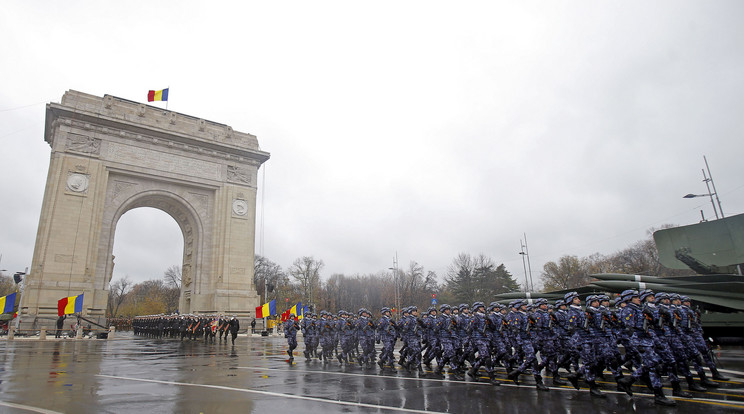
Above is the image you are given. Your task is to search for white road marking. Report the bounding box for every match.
[241,365,744,406]
[0,401,64,414]
[96,374,449,414]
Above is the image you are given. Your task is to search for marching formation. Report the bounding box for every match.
[133,314,240,344]
[284,289,729,406]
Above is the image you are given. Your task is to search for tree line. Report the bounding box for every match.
[540,228,694,291]
[103,226,688,318]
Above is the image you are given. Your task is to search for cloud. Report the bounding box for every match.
[1,1,743,291]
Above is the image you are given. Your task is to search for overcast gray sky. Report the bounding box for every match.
[1,2,743,288]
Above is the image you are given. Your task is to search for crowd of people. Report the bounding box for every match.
[283,289,729,406]
[132,314,240,344]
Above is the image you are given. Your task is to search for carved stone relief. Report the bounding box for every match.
[66,173,90,193]
[65,133,101,155]
[226,165,251,184]
[232,199,248,216]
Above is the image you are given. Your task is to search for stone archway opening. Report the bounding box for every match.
[111,207,184,311]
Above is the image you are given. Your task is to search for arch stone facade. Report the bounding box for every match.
[23,90,269,321]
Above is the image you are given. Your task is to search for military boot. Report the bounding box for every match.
[507,369,521,385]
[617,376,635,396]
[672,381,692,398]
[452,369,465,381]
[686,376,706,392]
[566,372,580,390]
[552,370,567,386]
[699,372,720,388]
[711,367,730,381]
[588,381,605,398]
[641,373,654,391]
[535,375,549,391]
[489,373,501,386]
[654,387,677,406]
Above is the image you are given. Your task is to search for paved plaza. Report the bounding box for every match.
[0,333,743,413]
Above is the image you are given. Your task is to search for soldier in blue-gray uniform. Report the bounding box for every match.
[532,298,564,386]
[284,315,300,363]
[675,295,720,388]
[336,310,355,365]
[486,302,511,373]
[679,295,730,384]
[355,308,377,369]
[507,300,549,391]
[302,312,318,362]
[455,303,473,371]
[467,302,499,385]
[401,306,424,373]
[376,307,398,370]
[657,293,707,396]
[435,304,462,379]
[617,290,676,406]
[564,292,604,397]
[397,307,411,367]
[586,295,625,391]
[318,311,336,363]
[552,299,576,382]
[422,307,440,368]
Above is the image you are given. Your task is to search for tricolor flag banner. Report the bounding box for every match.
[0,292,17,314]
[57,293,84,317]
[147,88,169,102]
[254,299,277,319]
[289,302,303,320]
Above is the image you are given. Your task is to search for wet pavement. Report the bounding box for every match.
[0,333,743,413]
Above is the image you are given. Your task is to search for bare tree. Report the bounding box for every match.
[289,256,324,309]
[164,265,181,290]
[254,255,286,303]
[107,276,133,318]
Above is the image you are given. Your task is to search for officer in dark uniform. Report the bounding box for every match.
[228,315,239,345]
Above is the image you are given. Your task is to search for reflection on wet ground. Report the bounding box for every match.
[0,333,742,413]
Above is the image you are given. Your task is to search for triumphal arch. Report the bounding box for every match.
[23,90,269,321]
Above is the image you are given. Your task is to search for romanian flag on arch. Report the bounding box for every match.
[255,299,276,319]
[147,88,169,102]
[58,293,84,316]
[0,292,17,314]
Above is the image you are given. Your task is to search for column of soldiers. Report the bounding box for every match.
[133,314,240,344]
[286,290,729,407]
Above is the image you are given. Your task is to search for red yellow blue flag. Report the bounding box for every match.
[57,293,84,316]
[147,88,169,102]
[0,292,16,314]
[255,299,277,318]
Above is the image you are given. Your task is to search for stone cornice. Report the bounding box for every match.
[45,90,270,166]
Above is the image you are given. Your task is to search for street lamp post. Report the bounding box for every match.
[523,233,534,292]
[388,252,399,321]
[519,242,530,292]
[683,156,725,220]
